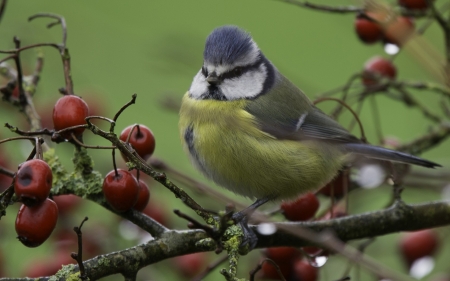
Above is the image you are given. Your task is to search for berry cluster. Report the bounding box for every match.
[102,124,155,213]
[14,159,57,247]
[354,0,428,46]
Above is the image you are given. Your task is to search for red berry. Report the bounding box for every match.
[293,260,318,281]
[281,193,319,221]
[319,170,348,197]
[133,180,150,211]
[53,95,89,139]
[173,253,206,278]
[355,15,383,44]
[398,0,429,10]
[260,259,292,280]
[15,198,58,247]
[14,159,52,206]
[102,169,139,212]
[53,194,82,215]
[119,124,155,161]
[362,57,397,86]
[384,16,415,46]
[399,229,439,266]
[265,247,301,264]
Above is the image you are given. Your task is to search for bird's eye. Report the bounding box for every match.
[233,67,243,76]
[201,66,208,77]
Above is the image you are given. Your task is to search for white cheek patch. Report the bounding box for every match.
[189,69,208,98]
[221,64,267,100]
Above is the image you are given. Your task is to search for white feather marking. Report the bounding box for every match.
[220,64,267,100]
[189,69,208,98]
[295,113,308,131]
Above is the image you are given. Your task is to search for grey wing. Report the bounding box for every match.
[244,74,440,168]
[244,77,359,143]
[300,107,361,143]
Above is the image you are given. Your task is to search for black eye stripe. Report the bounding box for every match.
[220,57,264,80]
[202,55,265,80]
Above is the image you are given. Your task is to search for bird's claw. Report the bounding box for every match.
[231,212,258,250]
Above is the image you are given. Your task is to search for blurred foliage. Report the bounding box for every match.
[0,0,449,280]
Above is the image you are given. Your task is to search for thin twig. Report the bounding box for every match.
[70,132,116,149]
[276,0,361,13]
[28,13,68,53]
[71,217,89,280]
[369,95,383,144]
[113,93,137,122]
[249,259,287,281]
[5,123,53,136]
[0,42,60,55]
[314,97,367,142]
[392,86,442,123]
[0,167,14,177]
[31,51,44,88]
[397,122,450,154]
[0,0,7,25]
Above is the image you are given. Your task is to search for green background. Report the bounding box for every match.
[0,0,449,280]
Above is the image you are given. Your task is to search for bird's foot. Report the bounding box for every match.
[231,211,258,250]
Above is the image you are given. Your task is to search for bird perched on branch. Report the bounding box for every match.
[179,25,440,248]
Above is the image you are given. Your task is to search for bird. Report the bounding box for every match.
[179,25,440,248]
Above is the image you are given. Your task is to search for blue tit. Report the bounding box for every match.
[179,26,440,248]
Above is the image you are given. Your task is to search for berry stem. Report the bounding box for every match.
[70,132,116,149]
[112,148,118,177]
[126,124,140,143]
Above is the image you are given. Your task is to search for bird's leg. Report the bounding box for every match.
[231,197,270,249]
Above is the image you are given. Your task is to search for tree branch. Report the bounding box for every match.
[1,200,449,280]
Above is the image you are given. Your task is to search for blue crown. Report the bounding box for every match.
[204,26,255,65]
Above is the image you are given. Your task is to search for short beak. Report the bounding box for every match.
[206,72,221,85]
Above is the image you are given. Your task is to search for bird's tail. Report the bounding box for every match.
[344,143,441,168]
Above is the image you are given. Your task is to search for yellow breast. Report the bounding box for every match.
[179,92,343,199]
